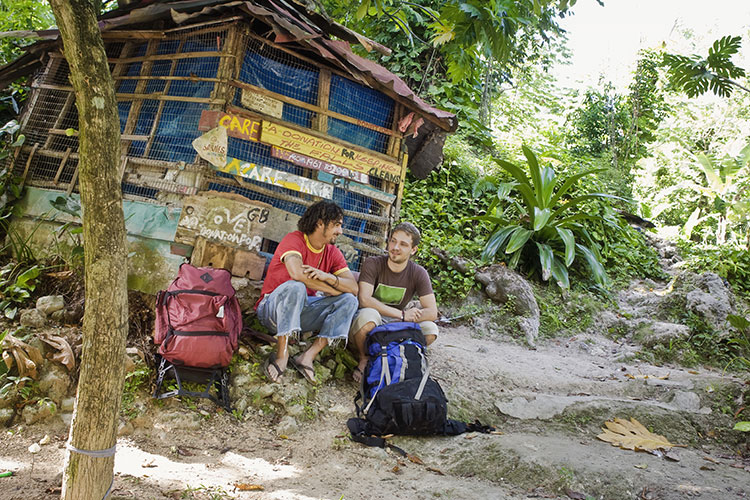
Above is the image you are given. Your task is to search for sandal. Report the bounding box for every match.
[264,352,285,383]
[291,356,317,385]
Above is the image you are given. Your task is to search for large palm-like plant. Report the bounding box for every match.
[476,146,618,288]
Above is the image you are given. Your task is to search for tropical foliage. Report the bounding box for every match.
[663,35,749,98]
[474,146,618,288]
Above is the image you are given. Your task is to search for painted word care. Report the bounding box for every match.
[198,110,260,142]
[270,146,369,184]
[261,121,402,183]
[220,157,333,199]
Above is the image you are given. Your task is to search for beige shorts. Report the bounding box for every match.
[349,307,438,337]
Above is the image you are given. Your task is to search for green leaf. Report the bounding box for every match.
[683,207,702,238]
[508,248,522,269]
[522,145,542,199]
[734,422,750,432]
[533,207,551,231]
[15,265,40,289]
[548,168,606,207]
[727,314,750,331]
[576,243,608,286]
[505,227,533,254]
[556,227,575,266]
[539,166,557,207]
[536,242,553,281]
[550,256,570,289]
[10,134,25,147]
[481,225,516,261]
[65,128,78,137]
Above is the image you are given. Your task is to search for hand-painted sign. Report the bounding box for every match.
[260,121,403,183]
[218,157,333,199]
[198,110,260,142]
[192,126,228,168]
[241,89,283,118]
[175,192,271,252]
[316,172,395,205]
[270,146,369,184]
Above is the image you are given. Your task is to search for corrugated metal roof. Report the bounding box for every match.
[0,0,456,174]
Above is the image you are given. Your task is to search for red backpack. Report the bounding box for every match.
[154,263,242,368]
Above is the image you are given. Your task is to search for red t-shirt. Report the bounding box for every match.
[255,231,350,309]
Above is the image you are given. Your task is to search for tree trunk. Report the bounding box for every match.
[46,1,129,499]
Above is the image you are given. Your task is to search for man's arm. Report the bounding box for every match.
[412,293,438,322]
[303,265,358,294]
[283,254,354,295]
[358,281,404,319]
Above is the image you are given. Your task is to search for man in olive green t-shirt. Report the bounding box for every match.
[348,222,438,383]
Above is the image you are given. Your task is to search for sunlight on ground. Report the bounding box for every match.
[115,440,299,494]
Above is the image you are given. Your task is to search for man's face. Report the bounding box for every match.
[387,230,416,264]
[321,219,344,244]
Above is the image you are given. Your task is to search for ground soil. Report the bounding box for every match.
[1,306,748,500]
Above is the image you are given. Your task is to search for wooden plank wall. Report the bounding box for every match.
[10,17,410,272]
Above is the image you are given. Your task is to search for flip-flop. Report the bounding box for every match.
[264,352,284,383]
[352,367,363,384]
[290,356,317,385]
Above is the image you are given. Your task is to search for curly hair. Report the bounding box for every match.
[297,201,344,235]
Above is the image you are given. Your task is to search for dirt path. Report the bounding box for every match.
[1,312,748,500]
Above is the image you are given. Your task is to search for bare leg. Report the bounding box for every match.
[292,337,328,383]
[350,321,375,382]
[425,334,436,346]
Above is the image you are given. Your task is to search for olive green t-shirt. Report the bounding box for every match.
[359,255,433,311]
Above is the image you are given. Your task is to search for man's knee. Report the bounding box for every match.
[420,321,438,345]
[276,280,307,301]
[349,308,382,336]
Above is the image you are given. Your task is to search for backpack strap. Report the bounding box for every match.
[347,418,407,456]
[413,346,430,400]
[363,345,389,414]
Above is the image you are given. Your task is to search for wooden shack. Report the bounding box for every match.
[0,0,456,294]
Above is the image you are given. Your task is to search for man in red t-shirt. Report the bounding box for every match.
[348,222,438,382]
[255,201,358,383]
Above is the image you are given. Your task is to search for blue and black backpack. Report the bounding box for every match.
[348,322,493,448]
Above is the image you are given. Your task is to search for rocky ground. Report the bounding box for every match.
[0,238,749,500]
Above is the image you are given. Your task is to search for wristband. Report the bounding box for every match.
[334,275,339,289]
[401,310,405,321]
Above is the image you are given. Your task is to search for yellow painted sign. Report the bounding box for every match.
[219,157,334,199]
[260,121,403,184]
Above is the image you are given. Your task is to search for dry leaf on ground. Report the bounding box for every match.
[38,333,76,371]
[2,334,43,379]
[597,417,674,452]
[234,483,264,491]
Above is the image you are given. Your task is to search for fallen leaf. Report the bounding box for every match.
[688,370,699,374]
[490,430,504,435]
[2,335,43,379]
[625,373,636,379]
[46,270,74,279]
[634,463,648,469]
[278,435,289,440]
[426,466,444,475]
[391,465,401,474]
[141,459,157,468]
[597,417,674,452]
[703,456,721,464]
[234,483,264,491]
[700,465,715,471]
[176,446,192,456]
[406,453,424,465]
[38,333,76,371]
[658,373,670,380]
[664,450,681,462]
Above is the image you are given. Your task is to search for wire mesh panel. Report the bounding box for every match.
[8,17,406,271]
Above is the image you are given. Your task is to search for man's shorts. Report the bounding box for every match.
[349,307,439,337]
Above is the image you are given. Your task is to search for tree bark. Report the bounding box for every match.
[46,1,129,499]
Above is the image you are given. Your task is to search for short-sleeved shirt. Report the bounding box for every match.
[359,255,433,311]
[255,231,350,309]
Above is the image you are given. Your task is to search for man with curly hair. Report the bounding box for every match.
[255,201,358,384]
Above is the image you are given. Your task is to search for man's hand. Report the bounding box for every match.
[403,307,423,322]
